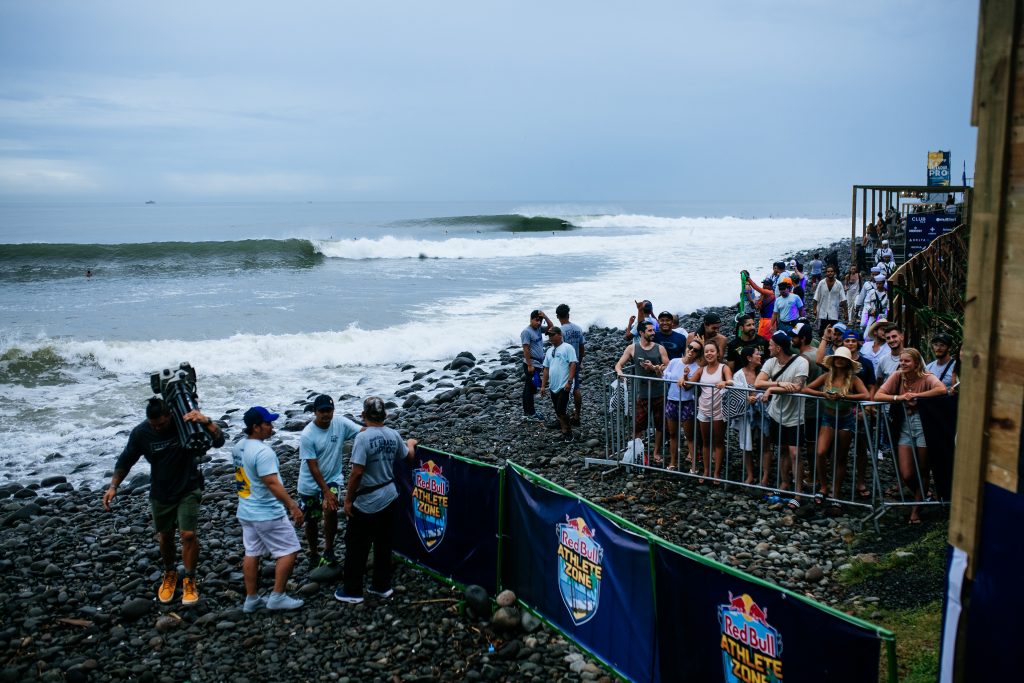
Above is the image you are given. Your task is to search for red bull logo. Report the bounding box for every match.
[718,592,784,683]
[556,515,604,626]
[412,460,449,552]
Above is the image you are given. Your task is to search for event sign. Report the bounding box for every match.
[653,545,881,682]
[503,468,659,682]
[906,213,957,258]
[928,150,951,186]
[392,446,501,593]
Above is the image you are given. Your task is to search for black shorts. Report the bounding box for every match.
[298,482,342,521]
[550,390,571,418]
[769,418,801,448]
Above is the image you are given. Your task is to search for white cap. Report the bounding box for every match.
[882,239,889,245]
[874,274,886,282]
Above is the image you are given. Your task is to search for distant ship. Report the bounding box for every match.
[145,200,156,205]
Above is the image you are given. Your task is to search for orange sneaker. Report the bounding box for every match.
[181,575,199,605]
[157,570,178,603]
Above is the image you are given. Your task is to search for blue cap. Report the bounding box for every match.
[842,329,862,342]
[243,406,279,428]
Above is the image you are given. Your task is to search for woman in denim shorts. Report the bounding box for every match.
[804,347,870,503]
[663,343,702,471]
[875,348,949,523]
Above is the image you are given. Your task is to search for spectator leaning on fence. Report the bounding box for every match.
[755,332,810,493]
[803,347,871,507]
[874,348,948,524]
[664,341,702,472]
[614,320,669,461]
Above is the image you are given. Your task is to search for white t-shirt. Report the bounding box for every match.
[761,355,809,426]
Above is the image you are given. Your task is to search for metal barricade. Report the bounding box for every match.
[589,371,950,529]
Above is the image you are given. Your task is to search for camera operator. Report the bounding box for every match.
[102,397,224,606]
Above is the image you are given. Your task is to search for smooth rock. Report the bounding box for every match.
[495,589,517,607]
[119,597,152,622]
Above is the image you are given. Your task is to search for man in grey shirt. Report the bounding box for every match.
[334,397,418,604]
[520,309,553,420]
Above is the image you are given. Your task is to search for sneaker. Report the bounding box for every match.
[333,589,364,604]
[243,595,267,613]
[323,548,338,565]
[157,570,178,603]
[877,450,885,461]
[316,556,331,568]
[544,419,561,430]
[570,415,581,426]
[367,586,394,599]
[308,555,322,571]
[523,412,545,422]
[562,431,576,443]
[181,575,199,605]
[266,593,304,611]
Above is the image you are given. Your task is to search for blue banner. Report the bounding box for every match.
[906,213,957,258]
[503,468,659,682]
[653,544,881,682]
[392,446,501,593]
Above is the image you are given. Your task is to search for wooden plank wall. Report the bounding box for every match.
[950,0,1022,574]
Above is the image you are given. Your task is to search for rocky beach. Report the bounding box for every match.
[0,243,946,682]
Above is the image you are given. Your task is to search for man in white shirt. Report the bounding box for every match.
[812,265,845,335]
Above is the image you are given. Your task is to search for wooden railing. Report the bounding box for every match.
[887,223,968,352]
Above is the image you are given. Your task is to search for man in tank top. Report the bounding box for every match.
[614,320,670,461]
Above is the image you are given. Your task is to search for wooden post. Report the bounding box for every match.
[861,188,866,233]
[851,186,858,264]
[949,0,1020,575]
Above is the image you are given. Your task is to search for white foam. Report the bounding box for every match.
[312,233,630,260]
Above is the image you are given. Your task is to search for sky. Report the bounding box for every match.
[0,0,979,204]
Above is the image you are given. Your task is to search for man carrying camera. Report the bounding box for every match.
[102,397,224,605]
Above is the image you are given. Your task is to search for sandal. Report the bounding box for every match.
[666,465,676,471]
[856,486,871,499]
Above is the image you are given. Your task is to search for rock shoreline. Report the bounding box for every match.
[0,239,939,681]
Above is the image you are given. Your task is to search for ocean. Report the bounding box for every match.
[0,200,848,485]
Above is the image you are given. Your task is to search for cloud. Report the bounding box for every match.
[0,158,99,193]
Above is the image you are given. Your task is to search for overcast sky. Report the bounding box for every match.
[0,0,979,203]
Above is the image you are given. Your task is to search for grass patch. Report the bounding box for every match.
[875,602,943,682]
[839,525,948,680]
[839,526,948,587]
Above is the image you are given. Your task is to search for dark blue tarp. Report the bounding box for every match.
[392,446,500,593]
[502,468,658,683]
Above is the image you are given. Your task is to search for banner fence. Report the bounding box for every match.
[390,448,896,682]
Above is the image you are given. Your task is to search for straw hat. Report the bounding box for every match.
[865,318,889,339]
[822,346,861,374]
